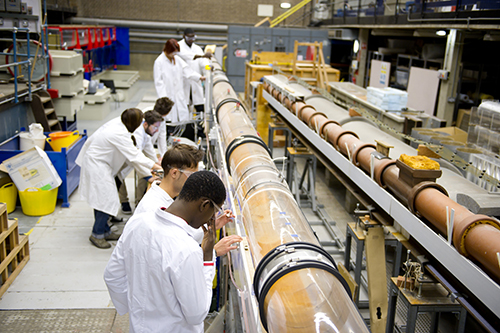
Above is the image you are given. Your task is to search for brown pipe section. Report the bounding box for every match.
[268,79,500,281]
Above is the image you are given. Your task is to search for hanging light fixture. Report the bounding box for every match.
[280,2,292,9]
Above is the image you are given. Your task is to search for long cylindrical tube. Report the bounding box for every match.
[264,76,500,281]
[212,64,369,333]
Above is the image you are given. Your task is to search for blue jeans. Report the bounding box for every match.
[92,209,110,238]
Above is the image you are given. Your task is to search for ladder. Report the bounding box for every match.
[292,41,329,90]
[31,90,62,132]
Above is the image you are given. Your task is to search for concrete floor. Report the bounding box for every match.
[0,80,362,331]
[0,81,156,331]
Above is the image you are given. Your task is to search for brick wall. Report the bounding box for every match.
[76,0,307,25]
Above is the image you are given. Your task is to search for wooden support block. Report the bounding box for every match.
[0,203,7,232]
[417,144,442,159]
[338,263,358,300]
[375,140,394,157]
[366,226,388,333]
[0,235,30,298]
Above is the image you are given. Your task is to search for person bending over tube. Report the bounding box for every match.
[104,171,228,332]
[76,108,161,249]
[117,110,165,214]
[132,143,242,257]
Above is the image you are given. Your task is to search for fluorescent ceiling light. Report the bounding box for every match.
[436,30,447,36]
[353,39,360,53]
[280,2,292,9]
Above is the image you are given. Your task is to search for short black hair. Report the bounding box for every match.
[184,28,195,35]
[178,171,226,206]
[144,110,164,125]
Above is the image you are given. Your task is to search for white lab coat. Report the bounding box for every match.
[76,117,155,216]
[178,39,208,106]
[133,181,204,244]
[118,122,157,181]
[140,105,168,161]
[153,53,201,123]
[104,208,215,333]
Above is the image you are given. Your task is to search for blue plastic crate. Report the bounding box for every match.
[0,131,87,208]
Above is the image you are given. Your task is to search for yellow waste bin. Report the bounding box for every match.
[19,187,58,216]
[0,182,18,213]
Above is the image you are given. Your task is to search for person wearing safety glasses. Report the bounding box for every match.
[177,28,212,116]
[104,171,228,332]
[117,110,165,214]
[130,143,242,257]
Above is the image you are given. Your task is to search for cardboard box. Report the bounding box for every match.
[428,127,468,144]
[1,147,62,192]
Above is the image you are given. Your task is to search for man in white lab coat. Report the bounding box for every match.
[104,171,225,333]
[153,39,205,124]
[118,110,165,213]
[76,108,161,249]
[132,143,242,256]
[150,97,174,159]
[178,28,212,114]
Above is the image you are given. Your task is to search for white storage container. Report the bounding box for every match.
[53,91,85,118]
[50,50,84,76]
[50,72,84,97]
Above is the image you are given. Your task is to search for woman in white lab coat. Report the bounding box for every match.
[76,108,162,249]
[153,39,205,123]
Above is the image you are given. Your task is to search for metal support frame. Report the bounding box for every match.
[263,89,500,319]
[386,278,467,333]
[267,122,291,158]
[285,147,317,212]
[344,222,402,308]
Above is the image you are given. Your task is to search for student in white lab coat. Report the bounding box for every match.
[153,39,205,123]
[178,28,211,114]
[132,143,242,256]
[104,171,225,332]
[118,110,164,213]
[150,97,174,159]
[76,108,162,249]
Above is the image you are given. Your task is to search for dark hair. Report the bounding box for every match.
[184,28,195,35]
[121,108,143,133]
[178,170,226,206]
[144,110,164,125]
[161,143,204,173]
[163,39,180,54]
[154,97,174,116]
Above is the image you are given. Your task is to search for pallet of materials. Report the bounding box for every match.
[0,203,30,298]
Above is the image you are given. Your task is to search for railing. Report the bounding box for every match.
[0,27,33,104]
[271,0,313,27]
[320,0,500,25]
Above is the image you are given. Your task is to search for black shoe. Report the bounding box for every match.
[121,202,132,215]
[110,216,124,223]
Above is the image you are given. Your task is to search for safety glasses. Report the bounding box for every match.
[210,199,225,217]
[165,165,196,178]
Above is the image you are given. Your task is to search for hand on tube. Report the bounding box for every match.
[204,51,213,59]
[200,76,206,82]
[214,234,243,256]
[215,209,234,230]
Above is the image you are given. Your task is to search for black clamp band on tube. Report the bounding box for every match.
[215,98,242,122]
[225,135,271,175]
[253,242,352,332]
